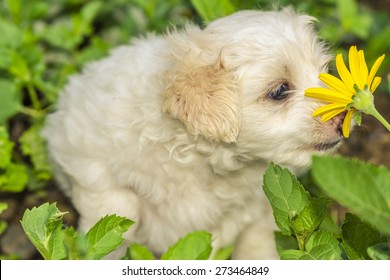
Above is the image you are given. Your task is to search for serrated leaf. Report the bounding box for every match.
[85,214,134,260]
[122,243,155,260]
[312,156,390,235]
[19,123,52,180]
[161,231,212,260]
[9,52,31,82]
[304,230,341,260]
[20,203,67,260]
[0,80,21,124]
[0,19,23,48]
[0,163,28,192]
[274,232,298,255]
[281,230,341,260]
[81,1,103,24]
[212,244,233,260]
[0,126,14,168]
[291,197,329,248]
[280,249,305,260]
[262,163,311,235]
[367,243,390,260]
[190,0,235,21]
[41,20,80,50]
[63,227,89,260]
[341,213,386,260]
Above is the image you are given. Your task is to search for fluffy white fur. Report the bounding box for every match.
[42,9,344,259]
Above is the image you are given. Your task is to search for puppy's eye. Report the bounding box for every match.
[269,83,289,100]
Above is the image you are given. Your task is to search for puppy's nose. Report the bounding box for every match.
[330,112,346,136]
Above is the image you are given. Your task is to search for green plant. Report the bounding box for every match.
[21,202,215,260]
[263,157,390,260]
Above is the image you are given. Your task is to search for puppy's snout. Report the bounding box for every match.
[329,112,346,136]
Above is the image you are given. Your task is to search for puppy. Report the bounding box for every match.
[42,8,343,259]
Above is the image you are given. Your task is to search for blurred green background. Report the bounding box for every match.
[0,0,389,259]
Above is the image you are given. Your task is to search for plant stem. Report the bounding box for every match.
[20,106,43,119]
[27,82,41,111]
[369,106,390,132]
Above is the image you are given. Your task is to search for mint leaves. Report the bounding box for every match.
[161,231,212,260]
[21,203,219,260]
[263,159,390,260]
[263,164,339,258]
[263,163,311,236]
[21,203,133,260]
[312,155,390,235]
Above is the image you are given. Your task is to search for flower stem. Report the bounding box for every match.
[368,106,390,132]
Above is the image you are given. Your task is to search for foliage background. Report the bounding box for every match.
[0,0,389,259]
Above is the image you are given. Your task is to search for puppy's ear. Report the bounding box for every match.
[162,54,241,143]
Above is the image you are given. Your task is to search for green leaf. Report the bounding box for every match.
[280,230,341,260]
[85,214,134,260]
[337,0,357,28]
[337,0,372,39]
[0,203,7,214]
[0,80,21,124]
[0,126,14,168]
[19,123,52,180]
[262,163,311,235]
[81,1,103,24]
[9,52,31,82]
[212,244,233,260]
[190,0,235,22]
[75,38,109,65]
[20,203,67,260]
[0,163,28,192]
[291,197,329,249]
[312,156,390,235]
[303,230,341,260]
[0,19,23,48]
[161,231,212,260]
[0,203,8,235]
[122,243,155,260]
[41,20,80,51]
[341,213,386,260]
[0,220,7,235]
[367,243,390,260]
[63,227,89,260]
[5,0,22,24]
[274,232,299,255]
[280,249,305,260]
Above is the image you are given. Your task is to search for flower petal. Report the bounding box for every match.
[342,108,356,138]
[370,77,382,93]
[336,53,355,93]
[358,50,368,84]
[349,46,363,89]
[305,88,352,103]
[312,103,346,117]
[367,54,385,89]
[321,108,346,122]
[319,73,353,97]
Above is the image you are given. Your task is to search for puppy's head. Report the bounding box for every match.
[163,9,344,172]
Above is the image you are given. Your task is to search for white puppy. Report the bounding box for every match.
[43,8,344,259]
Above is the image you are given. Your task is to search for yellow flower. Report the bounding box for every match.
[305,46,385,138]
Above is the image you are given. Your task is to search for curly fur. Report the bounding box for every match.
[43,8,343,259]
